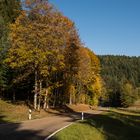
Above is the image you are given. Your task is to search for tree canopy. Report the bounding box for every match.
[1,0,102,109]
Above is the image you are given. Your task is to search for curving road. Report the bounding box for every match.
[0,110,102,140]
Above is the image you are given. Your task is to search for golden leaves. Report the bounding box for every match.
[6,1,79,79]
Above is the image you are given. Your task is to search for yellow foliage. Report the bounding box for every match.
[5,2,77,79]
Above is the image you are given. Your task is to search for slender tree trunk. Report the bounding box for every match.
[38,80,42,111]
[53,72,57,107]
[37,97,41,111]
[69,93,72,105]
[53,89,56,107]
[13,91,15,102]
[43,88,48,109]
[34,70,38,110]
[43,95,47,109]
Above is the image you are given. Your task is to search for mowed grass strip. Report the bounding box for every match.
[51,121,106,140]
[51,109,140,140]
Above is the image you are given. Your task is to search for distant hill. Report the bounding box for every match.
[99,55,140,87]
[98,55,140,107]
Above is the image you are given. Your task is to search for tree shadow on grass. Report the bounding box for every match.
[51,110,140,140]
[0,115,11,124]
[108,110,140,127]
[116,108,140,114]
[85,112,140,140]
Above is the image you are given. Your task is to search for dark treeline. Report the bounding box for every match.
[99,55,140,107]
[0,0,21,96]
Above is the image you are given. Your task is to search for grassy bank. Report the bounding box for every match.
[0,99,53,123]
[0,99,29,123]
[51,109,140,140]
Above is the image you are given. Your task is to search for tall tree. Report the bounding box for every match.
[64,36,81,104]
[5,1,79,109]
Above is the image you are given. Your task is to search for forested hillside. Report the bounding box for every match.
[99,55,140,107]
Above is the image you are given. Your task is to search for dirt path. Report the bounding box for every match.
[0,110,102,140]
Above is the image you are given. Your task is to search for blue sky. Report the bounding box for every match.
[50,0,140,56]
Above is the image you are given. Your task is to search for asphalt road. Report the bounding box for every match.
[0,110,102,140]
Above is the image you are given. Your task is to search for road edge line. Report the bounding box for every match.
[44,122,74,140]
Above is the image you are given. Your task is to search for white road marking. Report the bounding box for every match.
[44,123,74,140]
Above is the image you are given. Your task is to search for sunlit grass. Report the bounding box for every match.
[51,109,140,140]
[51,121,106,140]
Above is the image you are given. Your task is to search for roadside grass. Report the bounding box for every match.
[0,99,92,124]
[51,109,140,140]
[116,107,140,114]
[0,99,52,123]
[0,99,28,123]
[110,107,140,116]
[51,121,106,140]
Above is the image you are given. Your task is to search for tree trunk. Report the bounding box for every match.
[43,95,47,109]
[34,70,38,110]
[69,93,72,105]
[37,97,41,111]
[38,80,42,111]
[43,88,48,109]
[53,89,56,107]
[53,72,57,107]
[13,91,15,102]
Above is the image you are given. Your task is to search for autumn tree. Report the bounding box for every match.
[2,0,104,108]
[87,49,102,105]
[64,36,81,104]
[120,82,138,107]
[5,1,79,109]
[64,43,103,105]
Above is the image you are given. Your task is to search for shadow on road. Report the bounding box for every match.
[0,106,92,140]
[0,105,100,140]
[0,115,47,140]
[45,105,95,121]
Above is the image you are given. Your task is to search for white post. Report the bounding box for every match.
[29,109,32,120]
[81,112,84,120]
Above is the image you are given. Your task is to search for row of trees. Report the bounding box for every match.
[0,0,103,110]
[1,1,139,109]
[99,55,140,107]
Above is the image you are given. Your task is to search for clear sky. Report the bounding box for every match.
[50,0,140,56]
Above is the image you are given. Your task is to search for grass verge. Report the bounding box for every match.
[0,99,52,123]
[51,109,140,140]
